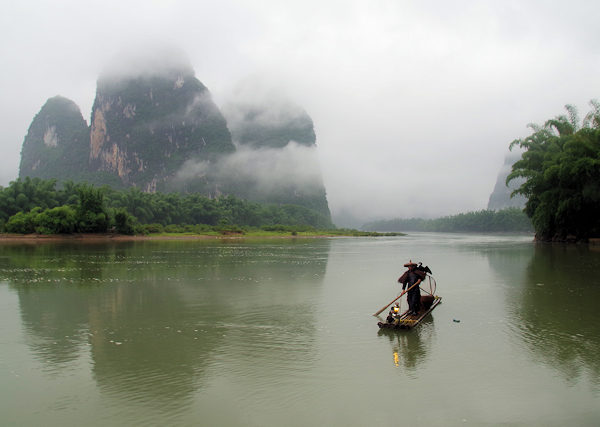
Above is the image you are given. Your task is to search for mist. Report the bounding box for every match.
[222,142,324,191]
[175,142,325,195]
[99,43,194,81]
[220,75,315,138]
[2,0,600,226]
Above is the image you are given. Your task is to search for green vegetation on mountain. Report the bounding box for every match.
[507,101,600,241]
[362,208,533,233]
[18,96,90,182]
[90,70,235,192]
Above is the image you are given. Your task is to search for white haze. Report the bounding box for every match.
[1,0,600,226]
[221,75,313,131]
[175,159,211,183]
[99,43,194,80]
[175,142,324,193]
[217,143,324,190]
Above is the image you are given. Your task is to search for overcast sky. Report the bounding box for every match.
[1,0,599,223]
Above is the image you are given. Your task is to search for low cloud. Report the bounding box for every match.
[216,142,323,190]
[173,141,325,199]
[174,159,211,182]
[221,76,311,131]
[100,43,195,81]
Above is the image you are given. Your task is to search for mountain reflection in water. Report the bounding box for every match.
[2,240,330,417]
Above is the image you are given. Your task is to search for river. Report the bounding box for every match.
[1,233,599,426]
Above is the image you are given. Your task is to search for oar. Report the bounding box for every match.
[373,279,422,317]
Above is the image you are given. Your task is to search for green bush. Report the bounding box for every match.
[164,224,184,233]
[142,223,164,234]
[5,208,42,234]
[75,185,109,232]
[114,209,136,235]
[190,224,213,233]
[261,224,315,233]
[214,220,245,234]
[35,205,77,234]
[77,211,108,233]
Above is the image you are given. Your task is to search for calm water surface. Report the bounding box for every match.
[1,233,599,426]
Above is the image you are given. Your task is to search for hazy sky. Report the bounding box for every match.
[1,0,599,223]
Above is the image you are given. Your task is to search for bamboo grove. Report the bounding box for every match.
[0,177,333,235]
[508,100,600,241]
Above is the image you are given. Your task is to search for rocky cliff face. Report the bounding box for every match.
[89,66,234,192]
[18,54,331,221]
[487,151,527,210]
[19,96,90,181]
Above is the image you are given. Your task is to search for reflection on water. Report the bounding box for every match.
[2,235,600,426]
[479,238,600,386]
[377,316,435,371]
[0,240,330,420]
[510,244,600,385]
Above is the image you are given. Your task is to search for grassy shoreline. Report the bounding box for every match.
[0,230,405,242]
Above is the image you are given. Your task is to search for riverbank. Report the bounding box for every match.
[0,230,404,242]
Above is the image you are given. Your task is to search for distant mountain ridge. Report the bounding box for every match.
[487,150,526,210]
[17,54,331,221]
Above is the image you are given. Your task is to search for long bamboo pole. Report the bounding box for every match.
[373,279,422,317]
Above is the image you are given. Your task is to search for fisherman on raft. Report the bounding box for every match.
[398,260,427,316]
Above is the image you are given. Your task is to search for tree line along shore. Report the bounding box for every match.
[0,177,402,238]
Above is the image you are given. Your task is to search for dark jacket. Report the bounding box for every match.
[398,269,426,290]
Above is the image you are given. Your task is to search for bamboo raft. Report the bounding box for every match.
[377,295,442,330]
